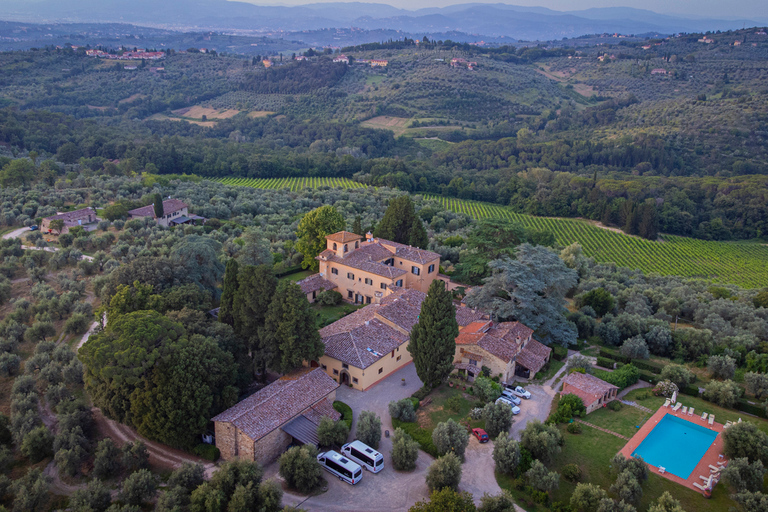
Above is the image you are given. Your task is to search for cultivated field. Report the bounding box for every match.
[213,176,365,191]
[171,106,241,120]
[360,116,412,136]
[426,195,768,289]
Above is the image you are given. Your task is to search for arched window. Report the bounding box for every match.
[333,243,337,250]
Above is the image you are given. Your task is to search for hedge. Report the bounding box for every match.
[193,444,220,461]
[737,399,766,418]
[598,349,663,374]
[680,385,701,397]
[638,371,660,385]
[632,360,663,375]
[412,386,432,401]
[600,349,629,364]
[596,357,615,369]
[553,346,568,361]
[333,401,353,429]
[392,418,439,457]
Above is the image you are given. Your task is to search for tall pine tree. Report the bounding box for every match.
[218,258,239,327]
[263,281,324,373]
[351,216,363,236]
[233,265,278,378]
[374,195,427,248]
[408,280,459,387]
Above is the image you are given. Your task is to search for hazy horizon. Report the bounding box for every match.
[234,0,768,21]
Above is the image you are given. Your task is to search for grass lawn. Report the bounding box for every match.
[623,388,768,435]
[419,384,485,429]
[584,404,653,437]
[279,269,312,282]
[312,303,362,328]
[533,359,564,383]
[580,346,600,357]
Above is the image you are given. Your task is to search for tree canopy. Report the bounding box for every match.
[296,205,345,271]
[374,195,427,248]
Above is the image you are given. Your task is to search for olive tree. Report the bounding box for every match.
[492,435,521,475]
[390,428,419,471]
[426,453,462,492]
[432,419,469,460]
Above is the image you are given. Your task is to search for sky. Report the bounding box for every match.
[237,0,768,20]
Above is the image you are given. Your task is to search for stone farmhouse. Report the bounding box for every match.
[212,368,340,464]
[314,288,486,390]
[316,231,440,304]
[561,372,619,414]
[454,319,552,382]
[41,207,99,234]
[127,199,204,227]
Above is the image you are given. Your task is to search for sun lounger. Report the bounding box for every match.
[672,403,682,412]
[738,418,742,423]
[725,421,733,428]
[658,466,666,474]
[663,399,671,408]
[681,406,688,414]
[688,407,694,416]
[699,475,711,482]
[693,482,707,491]
[701,412,708,421]
[708,415,715,426]
[709,465,722,472]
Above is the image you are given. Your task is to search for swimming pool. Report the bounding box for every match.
[632,413,718,479]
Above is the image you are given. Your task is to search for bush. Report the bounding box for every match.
[520,420,563,464]
[596,357,615,369]
[599,349,630,364]
[119,468,157,506]
[280,445,323,494]
[631,359,663,374]
[426,453,462,492]
[493,435,521,475]
[709,355,737,380]
[432,419,469,460]
[737,400,766,418]
[317,289,342,306]
[474,376,502,402]
[563,464,582,482]
[333,401,353,429]
[660,364,696,388]
[390,428,419,471]
[192,443,220,461]
[704,380,742,408]
[567,422,582,434]
[356,410,382,449]
[445,394,462,412]
[317,417,349,447]
[680,384,701,397]
[93,438,122,479]
[0,352,21,376]
[552,394,586,423]
[608,400,622,411]
[412,386,431,401]
[652,380,679,398]
[483,401,514,438]
[598,364,639,389]
[21,426,53,462]
[620,336,649,360]
[553,345,568,361]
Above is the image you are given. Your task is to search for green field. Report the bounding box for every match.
[213,176,364,191]
[426,195,768,289]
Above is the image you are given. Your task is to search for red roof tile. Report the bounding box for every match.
[326,231,363,243]
[296,274,336,295]
[128,199,188,218]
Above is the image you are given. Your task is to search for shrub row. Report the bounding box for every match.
[737,399,766,418]
[680,385,701,397]
[599,349,663,374]
[412,386,431,401]
[600,349,630,364]
[333,401,353,430]
[392,419,439,457]
[596,357,614,369]
[632,360,663,375]
[638,370,660,385]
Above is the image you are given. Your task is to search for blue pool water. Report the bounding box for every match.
[632,414,718,479]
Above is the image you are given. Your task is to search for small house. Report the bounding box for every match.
[41,207,99,235]
[561,372,619,414]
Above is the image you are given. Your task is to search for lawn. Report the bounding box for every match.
[312,303,362,328]
[533,359,564,383]
[279,269,312,282]
[585,403,653,437]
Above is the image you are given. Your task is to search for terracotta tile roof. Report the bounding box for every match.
[326,231,363,243]
[460,350,484,361]
[454,362,481,375]
[453,320,537,364]
[455,307,488,327]
[376,289,427,332]
[478,334,519,363]
[128,199,188,218]
[375,239,440,264]
[302,399,342,426]
[322,244,407,279]
[296,274,336,295]
[45,207,97,223]
[562,372,618,407]
[212,368,339,441]
[516,339,552,374]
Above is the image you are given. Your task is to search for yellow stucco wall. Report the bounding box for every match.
[318,342,412,391]
[454,345,515,382]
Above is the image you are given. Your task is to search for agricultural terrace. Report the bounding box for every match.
[213,176,365,191]
[426,195,768,289]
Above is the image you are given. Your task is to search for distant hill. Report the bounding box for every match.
[0,0,765,40]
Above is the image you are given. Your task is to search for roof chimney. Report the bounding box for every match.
[366,231,373,242]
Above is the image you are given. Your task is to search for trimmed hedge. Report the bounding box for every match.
[632,360,663,375]
[596,357,615,369]
[737,399,766,418]
[412,386,431,401]
[193,444,220,461]
[333,401,353,429]
[599,349,663,374]
[638,370,660,385]
[600,349,629,364]
[680,385,701,397]
[553,346,568,361]
[392,418,439,457]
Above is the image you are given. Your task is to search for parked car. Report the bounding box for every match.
[472,428,489,443]
[29,225,38,231]
[501,389,522,405]
[513,386,532,399]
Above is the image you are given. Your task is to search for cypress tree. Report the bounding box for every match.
[218,258,239,327]
[233,265,278,378]
[153,193,164,218]
[408,280,459,387]
[264,281,324,373]
[374,195,419,245]
[351,215,363,236]
[409,216,429,249]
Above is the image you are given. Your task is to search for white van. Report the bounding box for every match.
[342,440,384,473]
[317,450,363,485]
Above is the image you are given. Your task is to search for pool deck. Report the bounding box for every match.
[619,404,725,495]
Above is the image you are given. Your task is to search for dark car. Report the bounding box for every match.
[472,428,489,443]
[29,225,38,231]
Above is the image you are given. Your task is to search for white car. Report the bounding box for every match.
[500,389,522,405]
[512,386,532,399]
[495,396,522,414]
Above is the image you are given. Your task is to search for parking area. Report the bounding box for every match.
[509,384,555,439]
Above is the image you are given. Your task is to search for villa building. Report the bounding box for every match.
[41,207,99,234]
[313,288,487,390]
[316,231,440,304]
[561,372,619,414]
[127,199,204,227]
[454,319,552,382]
[212,368,340,464]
